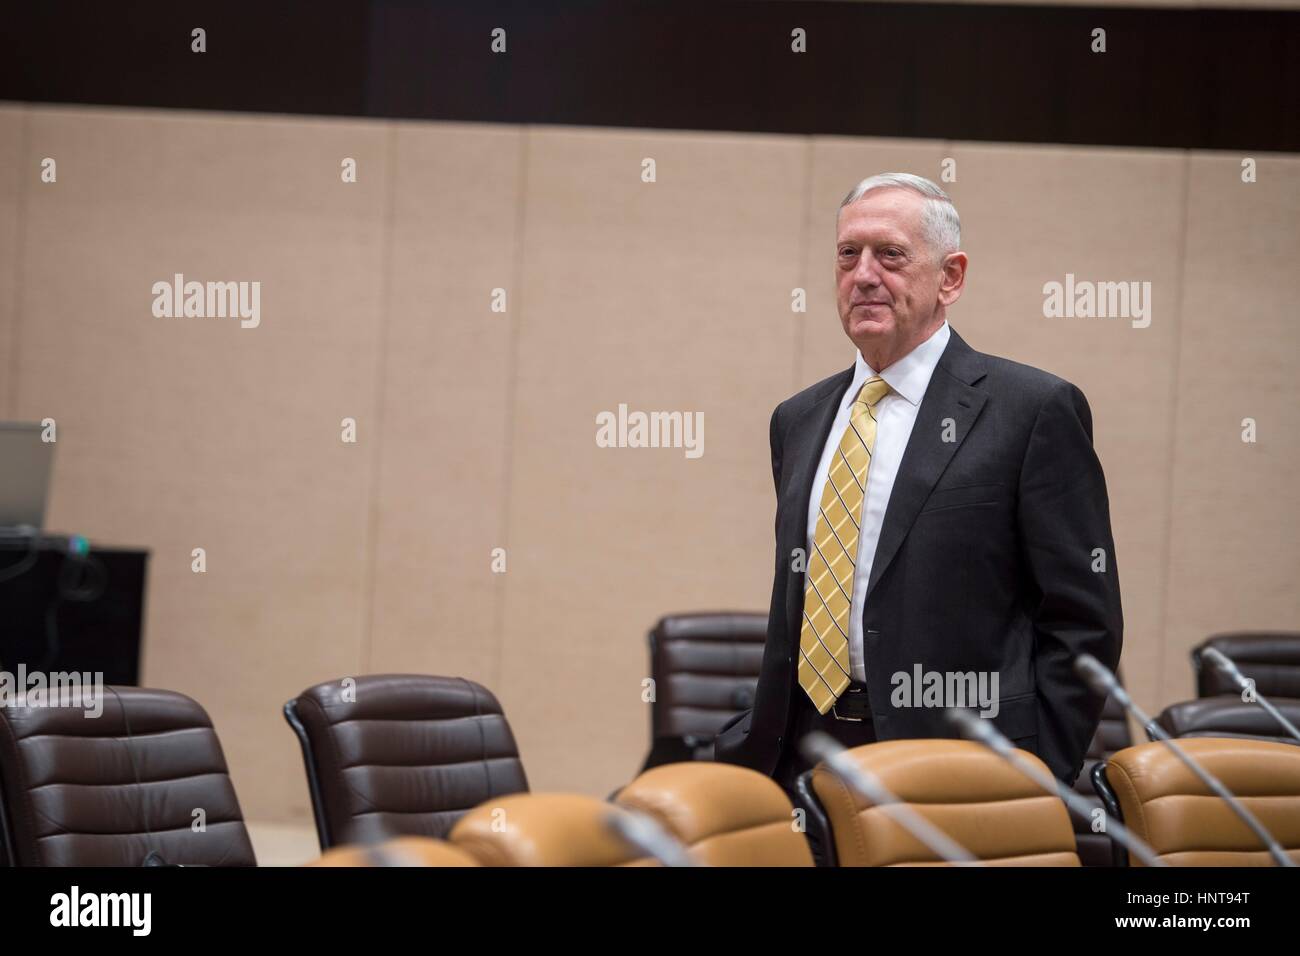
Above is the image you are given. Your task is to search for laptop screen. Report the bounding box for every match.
[0,422,55,532]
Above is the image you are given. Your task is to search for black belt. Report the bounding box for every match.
[831,681,872,722]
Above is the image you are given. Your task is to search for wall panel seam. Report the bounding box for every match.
[1155,149,1193,708]
[491,126,531,695]
[359,122,400,675]
[5,105,31,418]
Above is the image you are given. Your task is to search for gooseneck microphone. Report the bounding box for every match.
[1075,653,1295,868]
[1200,646,1300,744]
[944,707,1166,867]
[604,808,700,867]
[799,731,980,865]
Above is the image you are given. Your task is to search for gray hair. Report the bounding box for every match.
[838,173,961,261]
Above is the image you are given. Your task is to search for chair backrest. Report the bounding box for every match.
[1071,689,1133,866]
[1156,697,1300,746]
[449,793,655,866]
[810,740,1080,866]
[643,612,766,769]
[0,685,255,866]
[306,835,479,867]
[615,761,813,866]
[1100,737,1300,866]
[284,674,528,849]
[1194,632,1300,698]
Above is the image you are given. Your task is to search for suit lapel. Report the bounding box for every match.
[862,327,988,605]
[778,327,989,639]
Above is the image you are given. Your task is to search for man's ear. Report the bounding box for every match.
[938,251,968,307]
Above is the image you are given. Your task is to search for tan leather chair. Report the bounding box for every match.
[306,836,479,867]
[810,740,1079,866]
[1097,737,1300,866]
[615,762,813,866]
[449,793,658,866]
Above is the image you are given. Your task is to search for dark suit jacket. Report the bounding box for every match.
[713,326,1123,785]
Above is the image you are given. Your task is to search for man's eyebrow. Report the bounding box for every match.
[836,233,912,248]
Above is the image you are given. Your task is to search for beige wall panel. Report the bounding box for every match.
[15,106,390,824]
[499,127,806,793]
[940,144,1185,715]
[0,104,25,418]
[1162,153,1300,701]
[365,122,522,685]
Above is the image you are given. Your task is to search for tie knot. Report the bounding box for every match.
[854,376,892,408]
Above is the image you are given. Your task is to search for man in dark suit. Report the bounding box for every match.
[714,173,1123,802]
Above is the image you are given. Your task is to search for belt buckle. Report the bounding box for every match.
[832,684,870,722]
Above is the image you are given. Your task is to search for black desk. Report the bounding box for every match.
[0,539,146,685]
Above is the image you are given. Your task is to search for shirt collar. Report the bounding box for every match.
[844,320,951,409]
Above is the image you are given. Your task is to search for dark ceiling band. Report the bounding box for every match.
[3,0,1297,151]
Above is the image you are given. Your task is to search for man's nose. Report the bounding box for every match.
[852,251,882,286]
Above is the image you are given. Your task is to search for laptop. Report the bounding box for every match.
[0,422,55,535]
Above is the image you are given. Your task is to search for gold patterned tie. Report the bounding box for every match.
[798,375,893,714]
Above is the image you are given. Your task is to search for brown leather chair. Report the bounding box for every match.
[615,762,813,866]
[1094,737,1300,866]
[285,674,529,850]
[1193,632,1300,699]
[306,835,479,867]
[1155,697,1300,747]
[0,685,255,866]
[449,793,657,866]
[805,740,1080,866]
[1069,689,1133,866]
[642,612,765,770]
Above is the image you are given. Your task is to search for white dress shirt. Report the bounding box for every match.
[804,320,951,682]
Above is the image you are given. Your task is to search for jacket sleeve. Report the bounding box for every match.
[1017,381,1124,783]
[770,401,785,496]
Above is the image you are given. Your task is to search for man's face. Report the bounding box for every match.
[835,188,949,362]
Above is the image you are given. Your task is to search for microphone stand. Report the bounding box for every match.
[1200,647,1300,744]
[604,809,700,867]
